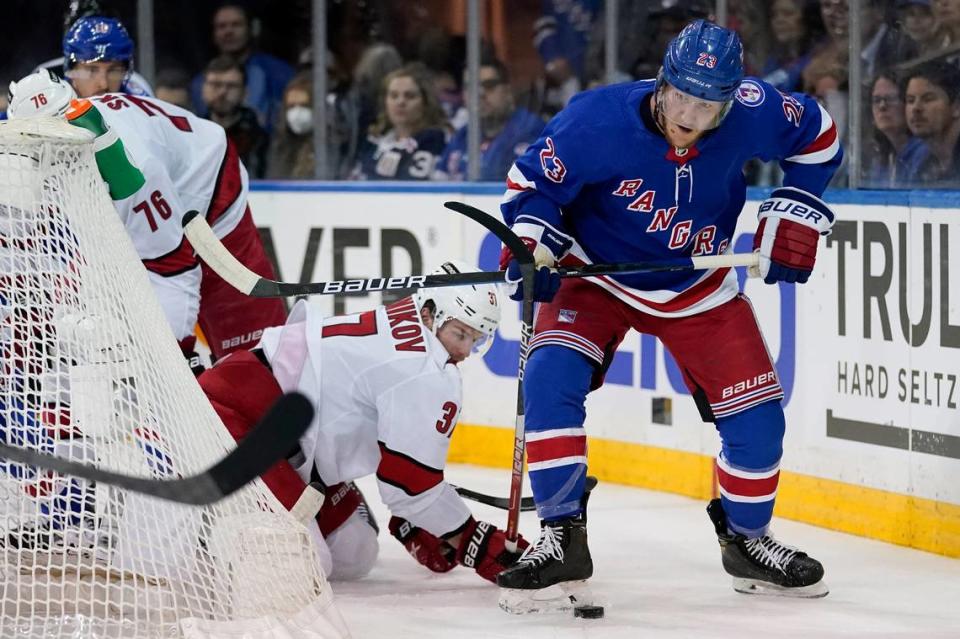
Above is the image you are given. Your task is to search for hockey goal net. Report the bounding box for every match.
[0,117,347,638]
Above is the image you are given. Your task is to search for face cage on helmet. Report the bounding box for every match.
[431,311,496,357]
[654,71,733,132]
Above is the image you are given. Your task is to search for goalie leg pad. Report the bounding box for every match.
[198,352,307,509]
[326,510,380,581]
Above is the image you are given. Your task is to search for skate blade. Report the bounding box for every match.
[498,580,595,615]
[732,577,829,598]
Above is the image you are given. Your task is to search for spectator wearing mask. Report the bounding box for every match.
[435,59,544,182]
[266,72,315,179]
[201,55,267,178]
[351,64,447,181]
[864,70,923,187]
[900,62,960,186]
[191,3,293,133]
[762,0,826,93]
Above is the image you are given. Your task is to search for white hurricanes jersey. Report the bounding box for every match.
[77,95,249,340]
[259,297,473,538]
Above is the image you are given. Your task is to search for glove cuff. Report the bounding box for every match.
[455,518,493,570]
[512,215,573,264]
[758,187,834,236]
[388,515,418,544]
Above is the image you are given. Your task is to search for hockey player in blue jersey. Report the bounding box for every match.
[495,20,841,611]
[60,16,152,99]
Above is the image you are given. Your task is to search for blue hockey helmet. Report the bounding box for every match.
[63,16,134,69]
[660,19,744,103]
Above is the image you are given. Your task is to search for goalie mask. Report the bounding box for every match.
[413,260,501,357]
[7,70,78,119]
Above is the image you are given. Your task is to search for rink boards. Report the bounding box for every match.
[249,182,960,558]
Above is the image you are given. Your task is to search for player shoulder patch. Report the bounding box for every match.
[735,80,765,108]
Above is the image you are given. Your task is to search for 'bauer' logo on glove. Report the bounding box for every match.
[753,187,835,285]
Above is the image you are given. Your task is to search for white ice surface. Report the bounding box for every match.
[337,465,959,639]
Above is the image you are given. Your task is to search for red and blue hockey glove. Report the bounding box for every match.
[454,518,529,583]
[752,187,835,285]
[499,217,571,303]
[388,516,457,573]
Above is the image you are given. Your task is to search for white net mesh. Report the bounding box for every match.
[0,118,343,638]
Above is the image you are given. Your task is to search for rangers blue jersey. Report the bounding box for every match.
[352,128,446,181]
[501,77,842,317]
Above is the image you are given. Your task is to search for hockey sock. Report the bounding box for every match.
[715,400,785,537]
[524,346,593,521]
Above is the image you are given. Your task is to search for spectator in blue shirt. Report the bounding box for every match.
[864,70,923,187]
[191,3,293,134]
[900,62,960,187]
[435,59,544,182]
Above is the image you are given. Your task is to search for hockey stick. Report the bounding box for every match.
[454,476,598,512]
[181,209,759,299]
[0,393,314,506]
[437,201,535,550]
[181,206,532,297]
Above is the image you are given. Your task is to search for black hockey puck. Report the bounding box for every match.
[573,605,605,619]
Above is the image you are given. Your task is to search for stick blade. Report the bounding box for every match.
[205,392,314,500]
[0,393,315,506]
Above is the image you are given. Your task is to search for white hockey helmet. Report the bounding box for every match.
[7,70,78,119]
[413,259,501,357]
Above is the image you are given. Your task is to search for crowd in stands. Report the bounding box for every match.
[3,0,960,188]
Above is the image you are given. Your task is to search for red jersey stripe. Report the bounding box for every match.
[206,139,243,227]
[799,121,838,155]
[506,176,532,192]
[142,236,199,277]
[377,442,444,496]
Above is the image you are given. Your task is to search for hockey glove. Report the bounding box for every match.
[388,516,457,573]
[753,187,835,285]
[499,218,571,303]
[454,517,529,583]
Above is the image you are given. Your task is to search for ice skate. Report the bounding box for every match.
[496,514,595,614]
[707,498,828,598]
